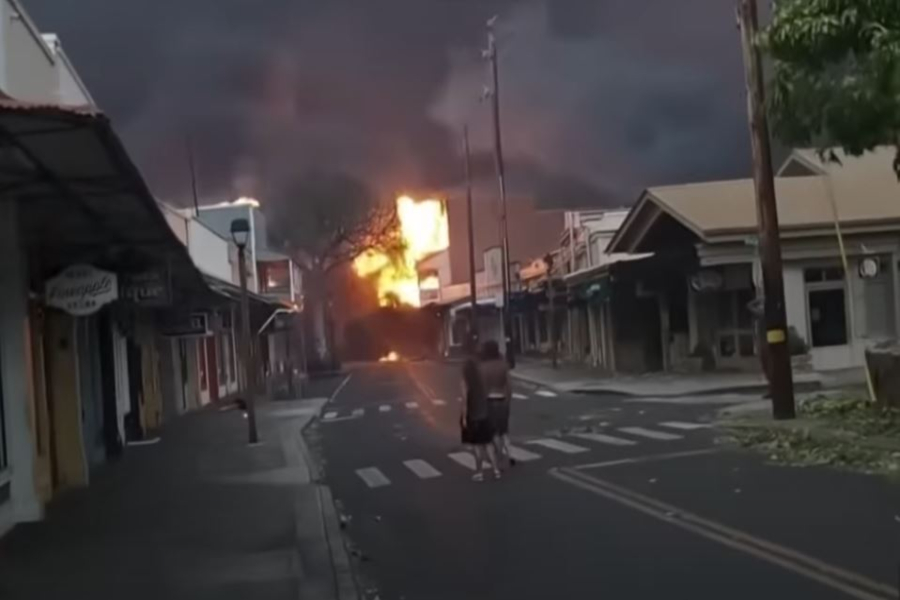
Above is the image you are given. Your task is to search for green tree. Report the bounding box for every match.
[764,0,900,176]
[267,171,400,365]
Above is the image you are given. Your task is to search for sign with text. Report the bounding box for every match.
[161,312,210,338]
[120,269,171,306]
[46,264,118,316]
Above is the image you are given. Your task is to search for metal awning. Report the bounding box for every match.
[0,99,208,305]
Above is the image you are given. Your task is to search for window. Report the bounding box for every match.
[805,266,848,347]
[716,289,756,358]
[259,261,290,295]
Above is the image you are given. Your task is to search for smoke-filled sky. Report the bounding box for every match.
[27,0,753,210]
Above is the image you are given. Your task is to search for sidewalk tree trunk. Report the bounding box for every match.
[763,0,900,177]
[267,172,400,368]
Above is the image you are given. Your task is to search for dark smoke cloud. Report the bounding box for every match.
[27,0,752,211]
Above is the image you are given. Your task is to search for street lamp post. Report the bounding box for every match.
[231,217,259,443]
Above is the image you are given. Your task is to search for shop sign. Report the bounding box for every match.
[45,264,118,316]
[161,312,210,338]
[120,269,171,306]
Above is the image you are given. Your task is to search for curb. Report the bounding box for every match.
[511,372,823,398]
[296,403,361,600]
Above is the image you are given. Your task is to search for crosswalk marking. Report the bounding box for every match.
[535,390,557,398]
[448,452,477,470]
[507,445,542,462]
[570,432,637,447]
[431,399,447,406]
[512,392,527,400]
[527,438,589,454]
[403,459,442,479]
[379,405,391,413]
[323,411,338,420]
[351,408,364,418]
[355,467,391,488]
[659,421,710,431]
[618,427,683,441]
[405,402,419,409]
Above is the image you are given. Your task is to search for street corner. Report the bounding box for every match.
[553,447,900,599]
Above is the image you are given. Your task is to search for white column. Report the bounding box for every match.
[0,199,41,532]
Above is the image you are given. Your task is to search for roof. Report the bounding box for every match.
[610,148,900,253]
[0,97,210,305]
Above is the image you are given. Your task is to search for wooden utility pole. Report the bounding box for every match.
[738,0,796,420]
[486,18,515,368]
[463,126,479,350]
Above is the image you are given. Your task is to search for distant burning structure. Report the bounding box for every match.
[353,195,449,307]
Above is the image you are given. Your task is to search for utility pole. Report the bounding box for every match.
[737,0,796,420]
[486,16,515,368]
[463,126,479,351]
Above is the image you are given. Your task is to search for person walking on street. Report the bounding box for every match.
[461,354,500,481]
[480,340,513,468]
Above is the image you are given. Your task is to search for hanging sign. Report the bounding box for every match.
[161,312,210,337]
[45,264,118,316]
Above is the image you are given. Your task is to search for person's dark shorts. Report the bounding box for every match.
[463,417,494,445]
[488,398,510,435]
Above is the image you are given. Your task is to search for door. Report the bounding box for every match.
[76,316,106,469]
[27,302,53,501]
[205,336,219,403]
[178,339,189,412]
[98,313,122,459]
[125,338,144,441]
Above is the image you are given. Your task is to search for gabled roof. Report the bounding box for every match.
[609,148,900,254]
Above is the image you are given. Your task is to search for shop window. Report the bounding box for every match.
[804,266,844,283]
[260,261,290,295]
[716,289,756,358]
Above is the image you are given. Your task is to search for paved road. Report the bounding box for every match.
[307,361,899,600]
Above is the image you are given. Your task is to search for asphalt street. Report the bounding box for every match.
[305,361,899,600]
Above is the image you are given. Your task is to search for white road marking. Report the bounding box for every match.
[355,467,391,488]
[378,405,392,413]
[659,421,711,431]
[618,427,683,441]
[403,459,442,479]
[351,408,365,418]
[323,411,338,420]
[570,432,637,447]
[330,374,352,402]
[405,402,419,409]
[527,438,589,454]
[535,390,558,398]
[507,445,542,462]
[512,392,528,400]
[448,452,477,470]
[431,399,447,406]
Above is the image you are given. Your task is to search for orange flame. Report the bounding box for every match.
[353,195,449,307]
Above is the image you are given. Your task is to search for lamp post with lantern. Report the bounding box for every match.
[231,217,259,444]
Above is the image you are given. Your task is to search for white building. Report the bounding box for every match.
[0,0,96,536]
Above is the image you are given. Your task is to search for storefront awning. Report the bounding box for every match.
[0,98,208,305]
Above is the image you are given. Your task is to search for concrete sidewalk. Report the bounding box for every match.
[0,398,357,600]
[511,359,832,397]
